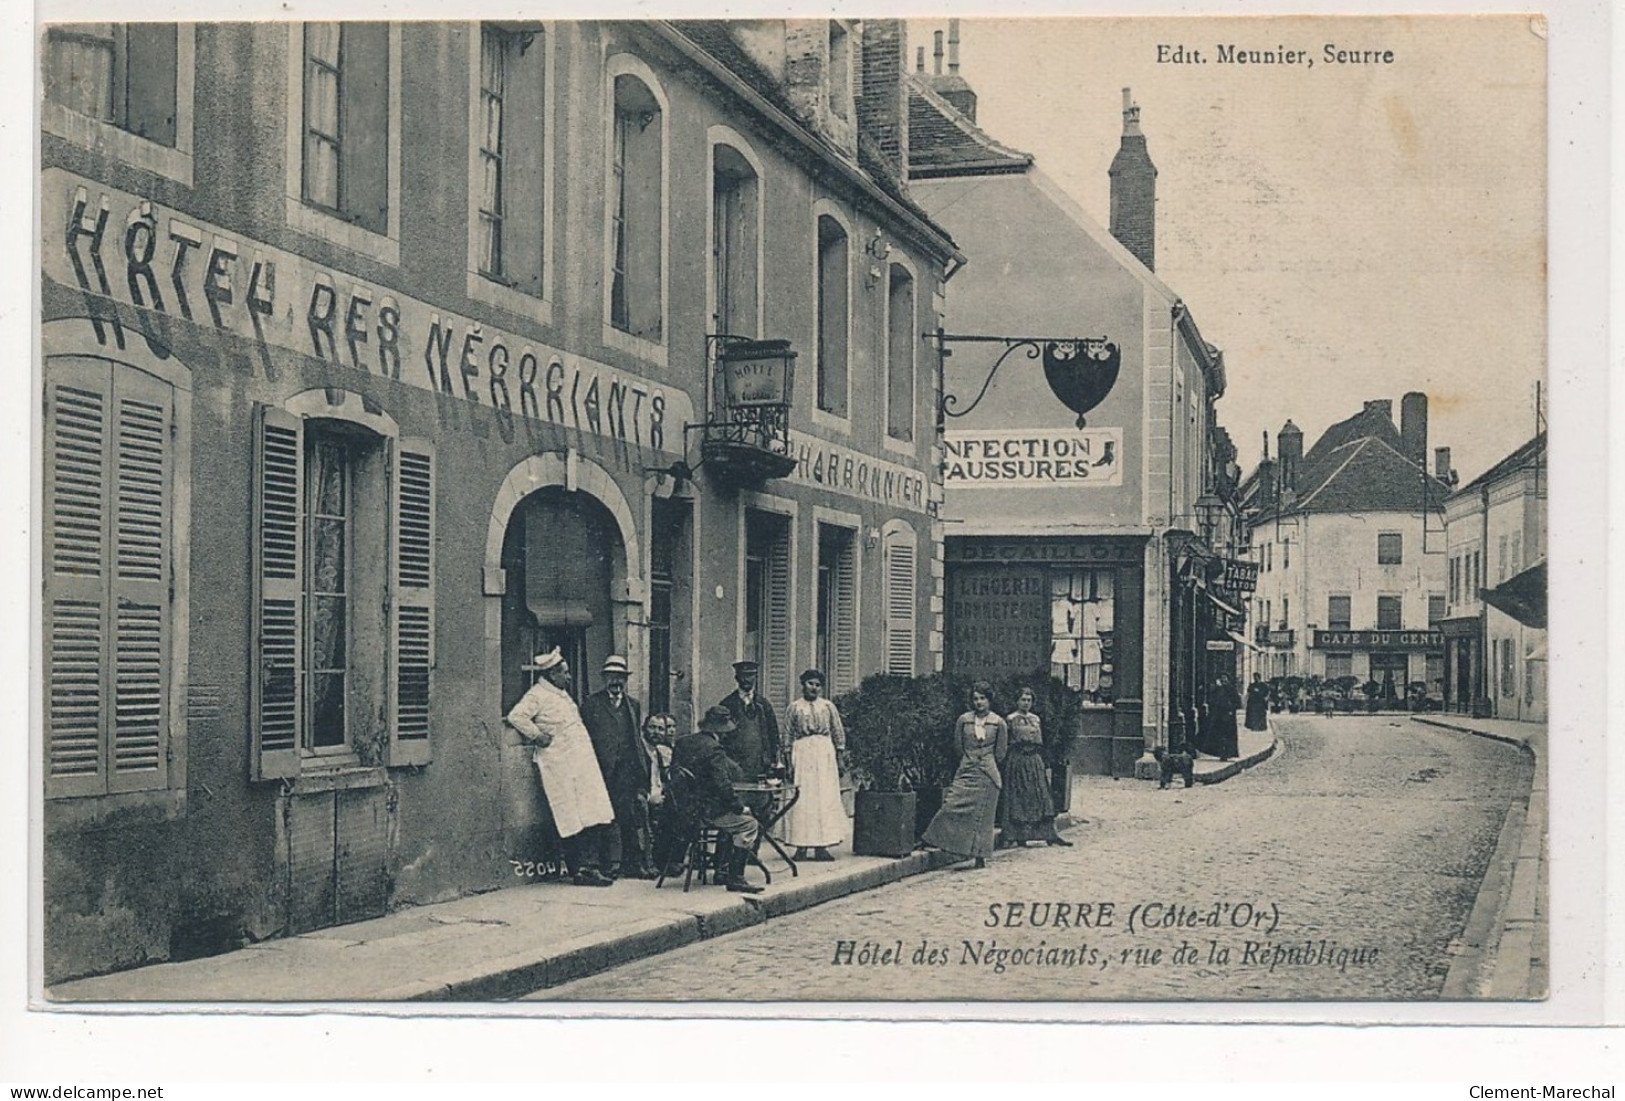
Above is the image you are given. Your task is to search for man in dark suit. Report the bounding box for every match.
[718,660,782,781]
[580,654,651,878]
[670,706,763,894]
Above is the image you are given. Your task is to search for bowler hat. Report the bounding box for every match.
[602,654,630,676]
[697,705,737,734]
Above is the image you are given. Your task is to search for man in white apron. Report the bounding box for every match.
[506,649,616,887]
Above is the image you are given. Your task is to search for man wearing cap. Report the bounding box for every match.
[717,659,782,782]
[781,669,848,862]
[670,706,764,893]
[580,655,652,878]
[506,649,616,887]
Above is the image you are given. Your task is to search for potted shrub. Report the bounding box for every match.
[838,673,959,857]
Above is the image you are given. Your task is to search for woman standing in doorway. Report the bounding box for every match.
[999,687,1071,848]
[922,682,1008,869]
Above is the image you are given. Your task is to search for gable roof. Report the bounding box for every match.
[905,73,1034,178]
[1453,432,1546,498]
[1250,402,1452,520]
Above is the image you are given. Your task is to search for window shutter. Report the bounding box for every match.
[390,440,434,766]
[108,369,173,792]
[883,531,917,676]
[252,405,303,781]
[124,23,178,148]
[764,524,791,706]
[833,536,856,694]
[340,21,390,235]
[504,30,547,297]
[45,361,112,797]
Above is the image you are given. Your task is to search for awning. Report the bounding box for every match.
[1525,639,1547,661]
[527,598,595,627]
[1207,590,1243,619]
[1228,630,1265,654]
[1482,561,1546,628]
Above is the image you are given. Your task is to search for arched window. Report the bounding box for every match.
[815,213,850,417]
[608,68,664,342]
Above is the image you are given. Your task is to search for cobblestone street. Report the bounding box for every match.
[529,716,1533,1002]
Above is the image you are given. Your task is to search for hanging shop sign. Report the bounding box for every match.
[720,340,795,407]
[1218,558,1259,594]
[42,169,691,452]
[1311,630,1444,651]
[943,429,1123,488]
[1205,639,1235,651]
[785,431,930,514]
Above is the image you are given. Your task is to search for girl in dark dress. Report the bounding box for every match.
[1202,674,1241,759]
[921,682,1007,869]
[1244,673,1271,731]
[999,687,1072,847]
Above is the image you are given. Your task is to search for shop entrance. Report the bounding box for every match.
[1368,652,1409,703]
[500,487,625,711]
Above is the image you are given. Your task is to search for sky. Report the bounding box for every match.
[907,16,1546,485]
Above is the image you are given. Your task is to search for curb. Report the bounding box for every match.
[1418,716,1544,1001]
[1193,718,1279,785]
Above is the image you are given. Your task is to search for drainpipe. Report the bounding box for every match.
[1480,481,1491,716]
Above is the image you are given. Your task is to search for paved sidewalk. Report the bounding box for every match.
[1416,714,1546,1000]
[48,725,1278,1004]
[1192,720,1277,783]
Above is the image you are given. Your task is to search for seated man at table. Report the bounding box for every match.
[669,706,764,894]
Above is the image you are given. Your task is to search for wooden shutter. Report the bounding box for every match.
[124,23,178,148]
[45,361,111,797]
[340,21,390,235]
[764,520,791,706]
[252,406,303,781]
[504,28,546,297]
[390,440,434,765]
[883,531,917,676]
[108,369,172,792]
[832,534,856,694]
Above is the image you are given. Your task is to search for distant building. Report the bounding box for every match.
[1239,396,1452,701]
[908,23,1242,776]
[1439,434,1547,720]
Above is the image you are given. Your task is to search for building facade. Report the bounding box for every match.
[40,19,958,981]
[907,30,1242,776]
[1240,396,1452,700]
[1439,433,1547,720]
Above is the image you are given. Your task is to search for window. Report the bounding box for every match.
[1377,595,1402,631]
[1051,570,1115,701]
[744,510,791,703]
[815,524,858,694]
[44,359,177,798]
[1497,534,1508,582]
[1449,556,1459,603]
[45,24,178,146]
[475,24,546,298]
[609,69,664,342]
[882,524,917,676]
[1282,540,1290,570]
[711,142,760,338]
[1281,596,1290,628]
[1325,653,1353,681]
[886,263,916,443]
[1511,533,1522,576]
[1428,594,1445,626]
[301,23,390,234]
[1377,531,1403,565]
[1499,638,1515,698]
[647,499,687,716]
[1327,595,1352,632]
[815,213,850,417]
[252,406,434,778]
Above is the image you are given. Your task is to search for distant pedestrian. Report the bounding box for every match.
[922,682,1008,869]
[1200,673,1241,760]
[1244,673,1271,731]
[999,687,1071,848]
[505,649,616,887]
[781,669,847,862]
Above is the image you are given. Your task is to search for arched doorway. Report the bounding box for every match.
[499,487,627,711]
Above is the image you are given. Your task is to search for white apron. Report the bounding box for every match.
[781,697,848,848]
[507,680,614,839]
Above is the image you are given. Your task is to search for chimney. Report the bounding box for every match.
[1434,446,1453,481]
[1109,88,1157,271]
[948,19,961,72]
[1400,391,1428,467]
[933,30,943,74]
[922,21,979,120]
[858,20,909,170]
[1278,420,1303,493]
[916,46,925,72]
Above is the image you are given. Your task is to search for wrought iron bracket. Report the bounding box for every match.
[927,329,1119,431]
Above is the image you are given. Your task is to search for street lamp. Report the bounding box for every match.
[1194,492,1226,544]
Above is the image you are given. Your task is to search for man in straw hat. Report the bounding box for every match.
[581,654,652,878]
[669,706,765,893]
[506,648,616,887]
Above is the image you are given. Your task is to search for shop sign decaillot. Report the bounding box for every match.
[1310,630,1444,651]
[42,169,691,453]
[943,428,1124,488]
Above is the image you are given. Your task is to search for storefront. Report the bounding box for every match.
[1308,629,1446,701]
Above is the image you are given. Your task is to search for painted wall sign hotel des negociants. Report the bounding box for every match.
[943,428,1124,488]
[43,169,692,454]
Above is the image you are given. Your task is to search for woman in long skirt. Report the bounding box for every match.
[781,669,847,861]
[921,682,1008,869]
[1244,673,1271,731]
[999,687,1072,847]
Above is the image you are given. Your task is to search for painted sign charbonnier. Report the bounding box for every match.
[42,169,692,453]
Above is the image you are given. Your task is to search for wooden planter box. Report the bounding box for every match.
[853,790,919,858]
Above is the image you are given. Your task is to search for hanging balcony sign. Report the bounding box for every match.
[1041,339,1121,428]
[720,339,796,407]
